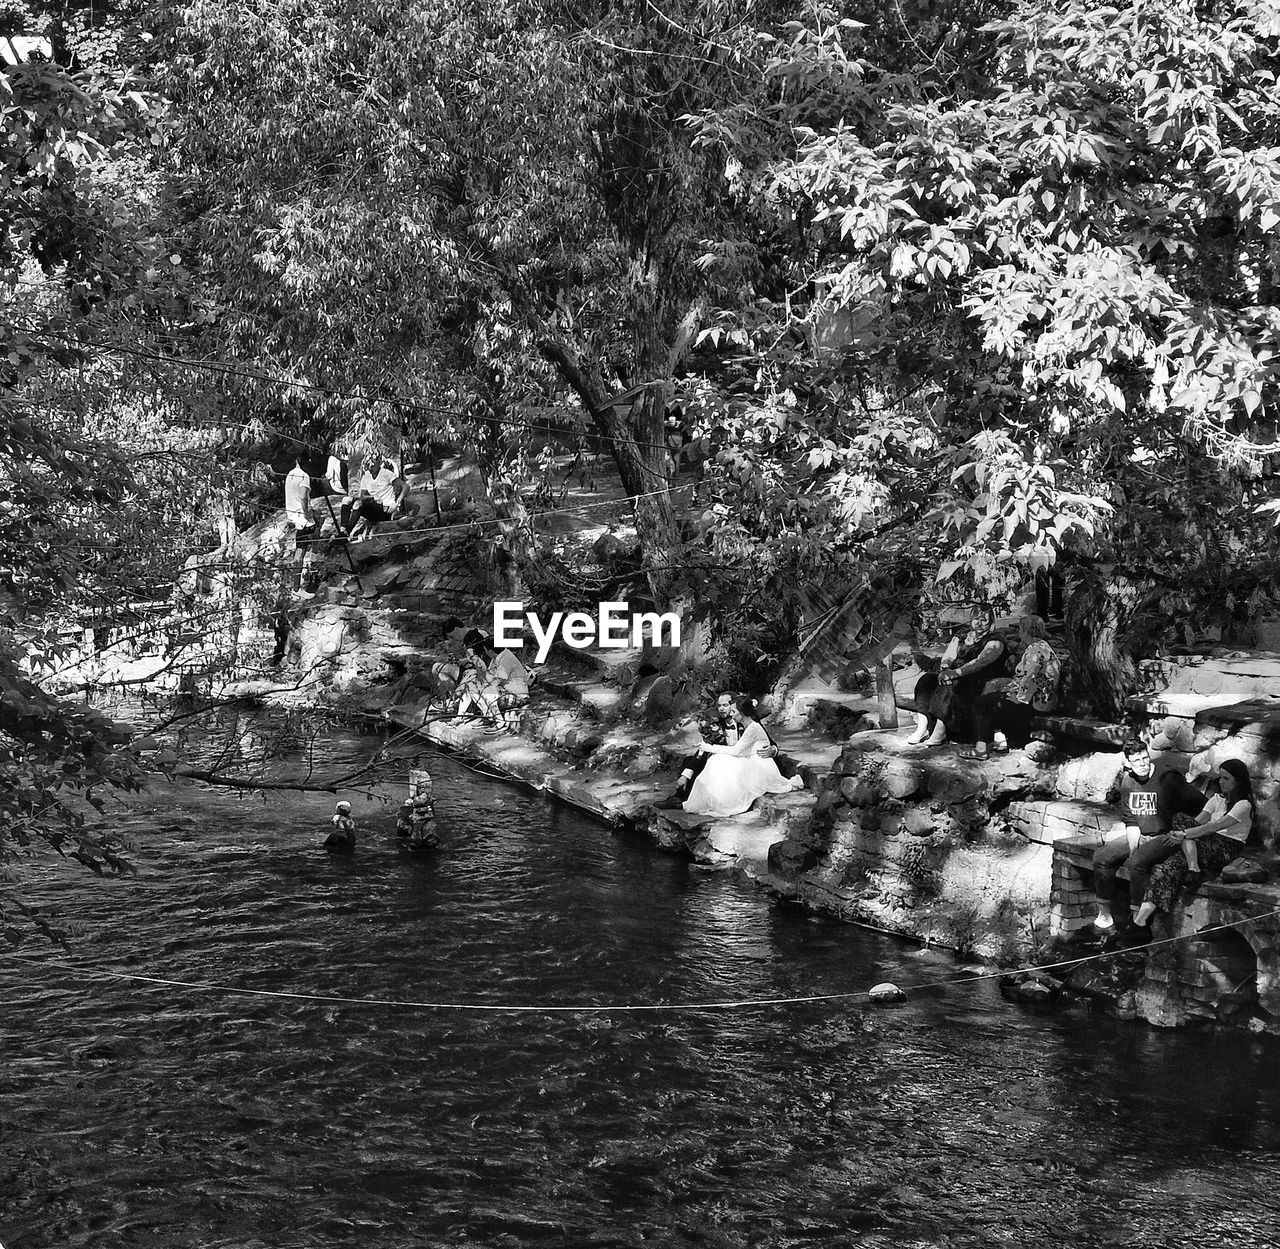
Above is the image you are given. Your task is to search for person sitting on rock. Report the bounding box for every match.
[452,629,529,730]
[325,800,356,852]
[312,446,352,534]
[1090,739,1206,935]
[665,690,740,806]
[682,695,805,818]
[427,617,470,700]
[906,605,1010,749]
[1133,759,1254,926]
[968,614,1063,759]
[347,458,420,540]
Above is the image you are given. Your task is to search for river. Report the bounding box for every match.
[2,726,1279,1248]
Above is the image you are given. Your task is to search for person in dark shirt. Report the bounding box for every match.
[907,605,1010,748]
[1090,740,1206,932]
[662,691,740,807]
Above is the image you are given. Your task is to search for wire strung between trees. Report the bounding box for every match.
[4,908,1277,1015]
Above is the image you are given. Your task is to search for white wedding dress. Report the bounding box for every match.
[682,720,798,817]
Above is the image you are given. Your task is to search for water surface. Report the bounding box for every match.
[3,728,1279,1247]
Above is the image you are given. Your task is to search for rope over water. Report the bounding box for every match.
[5,907,1279,1015]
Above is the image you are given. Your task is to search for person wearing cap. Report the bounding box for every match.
[325,800,356,852]
[427,617,471,699]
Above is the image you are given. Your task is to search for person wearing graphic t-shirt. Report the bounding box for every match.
[1090,739,1206,933]
[1135,759,1254,924]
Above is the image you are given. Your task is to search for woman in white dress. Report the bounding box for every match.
[683,696,803,817]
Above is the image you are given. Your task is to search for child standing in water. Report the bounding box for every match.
[325,800,356,852]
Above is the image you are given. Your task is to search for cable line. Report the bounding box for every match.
[4,909,1277,1015]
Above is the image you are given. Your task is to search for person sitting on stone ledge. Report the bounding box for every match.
[451,628,529,731]
[665,690,738,806]
[968,614,1062,760]
[906,605,1010,749]
[682,695,804,818]
[661,691,797,808]
[427,617,470,699]
[1134,758,1254,927]
[1091,739,1207,936]
[348,458,420,540]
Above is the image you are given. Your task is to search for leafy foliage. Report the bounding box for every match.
[685,0,1280,694]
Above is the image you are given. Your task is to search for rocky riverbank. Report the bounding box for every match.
[64,473,1280,1035]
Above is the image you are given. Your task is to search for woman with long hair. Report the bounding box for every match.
[1134,758,1254,926]
[682,695,804,818]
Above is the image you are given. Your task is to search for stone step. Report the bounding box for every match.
[544,640,648,686]
[534,663,630,723]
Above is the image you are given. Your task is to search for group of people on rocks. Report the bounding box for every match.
[426,619,531,733]
[283,450,421,594]
[1091,739,1255,938]
[906,606,1061,760]
[902,601,1259,922]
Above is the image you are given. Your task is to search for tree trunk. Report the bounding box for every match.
[875,658,898,729]
[1064,572,1145,719]
[484,478,547,602]
[537,338,679,607]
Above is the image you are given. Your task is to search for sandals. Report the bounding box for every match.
[959,747,990,761]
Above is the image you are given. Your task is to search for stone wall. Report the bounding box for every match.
[765,735,1076,961]
[1053,836,1280,1034]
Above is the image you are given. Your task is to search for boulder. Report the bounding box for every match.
[1055,751,1122,802]
[867,982,906,1004]
[839,776,878,807]
[1000,971,1061,1006]
[883,760,923,799]
[1220,857,1272,885]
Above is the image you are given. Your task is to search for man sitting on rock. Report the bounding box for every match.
[348,457,420,540]
[662,691,787,807]
[1090,738,1207,938]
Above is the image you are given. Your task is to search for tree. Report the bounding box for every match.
[689,0,1280,706]
[162,0,812,605]
[1,13,176,936]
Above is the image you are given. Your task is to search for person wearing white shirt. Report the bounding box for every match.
[311,450,352,532]
[348,457,419,539]
[283,456,313,530]
[283,456,317,594]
